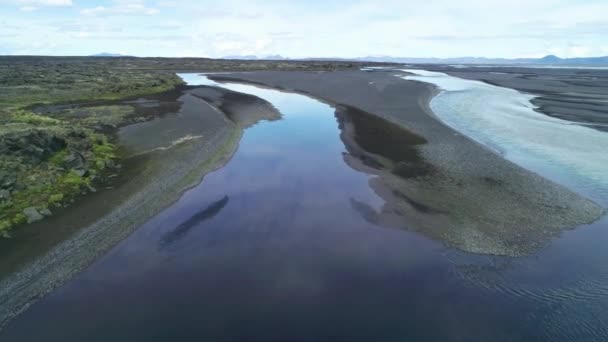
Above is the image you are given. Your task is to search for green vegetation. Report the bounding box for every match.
[0,57,189,235]
[70,106,136,128]
[48,149,69,166]
[0,56,366,235]
[11,110,61,125]
[0,124,118,235]
[0,59,184,107]
[0,55,361,108]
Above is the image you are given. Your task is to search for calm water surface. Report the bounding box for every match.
[2,75,608,341]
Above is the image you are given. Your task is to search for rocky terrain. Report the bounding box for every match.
[0,108,127,235]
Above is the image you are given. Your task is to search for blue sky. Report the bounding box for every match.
[0,0,607,58]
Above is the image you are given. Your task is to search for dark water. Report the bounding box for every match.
[2,78,608,341]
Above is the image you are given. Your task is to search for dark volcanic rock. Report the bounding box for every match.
[62,152,85,170]
[0,172,16,190]
[0,129,66,164]
[66,129,92,151]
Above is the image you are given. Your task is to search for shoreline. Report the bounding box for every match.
[416,65,608,133]
[401,68,608,205]
[0,83,279,330]
[209,70,603,256]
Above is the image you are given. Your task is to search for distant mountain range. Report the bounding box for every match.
[90,52,132,57]
[222,54,287,60]
[89,52,608,66]
[357,55,608,66]
[221,54,608,66]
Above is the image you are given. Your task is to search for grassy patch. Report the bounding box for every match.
[11,110,61,126]
[0,134,118,234]
[48,149,69,166]
[90,136,117,172]
[0,63,184,108]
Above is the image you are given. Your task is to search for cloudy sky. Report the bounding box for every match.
[0,0,607,58]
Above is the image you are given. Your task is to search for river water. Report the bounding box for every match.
[402,69,608,206]
[2,74,608,341]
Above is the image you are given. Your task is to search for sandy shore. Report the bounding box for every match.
[210,70,603,256]
[0,85,280,329]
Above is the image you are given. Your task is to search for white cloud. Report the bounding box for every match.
[2,0,607,58]
[16,0,71,6]
[80,0,159,16]
[80,6,106,16]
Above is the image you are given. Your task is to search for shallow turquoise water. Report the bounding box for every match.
[403,69,608,206]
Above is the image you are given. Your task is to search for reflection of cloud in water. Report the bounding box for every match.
[241,145,282,156]
[159,195,229,247]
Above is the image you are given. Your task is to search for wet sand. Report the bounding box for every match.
[210,70,603,256]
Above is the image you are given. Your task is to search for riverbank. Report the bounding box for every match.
[2,71,607,342]
[1,66,604,334]
[415,64,608,132]
[400,69,608,206]
[0,62,185,235]
[0,83,281,329]
[0,57,369,235]
[209,70,603,256]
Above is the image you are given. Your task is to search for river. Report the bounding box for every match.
[402,69,608,205]
[2,74,608,341]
